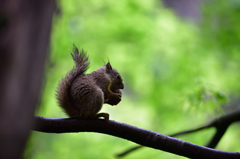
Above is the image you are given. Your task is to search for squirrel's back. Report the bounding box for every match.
[56,45,89,117]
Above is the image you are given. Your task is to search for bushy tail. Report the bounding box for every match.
[56,44,90,117]
[71,44,89,69]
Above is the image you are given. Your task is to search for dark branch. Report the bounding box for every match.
[204,110,240,148]
[117,109,240,157]
[116,145,143,157]
[205,109,240,148]
[116,122,214,157]
[33,116,240,159]
[206,125,229,148]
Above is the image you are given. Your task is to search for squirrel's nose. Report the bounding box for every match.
[120,83,124,89]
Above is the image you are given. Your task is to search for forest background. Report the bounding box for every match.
[25,0,240,158]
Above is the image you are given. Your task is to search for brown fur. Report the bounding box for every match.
[56,44,124,120]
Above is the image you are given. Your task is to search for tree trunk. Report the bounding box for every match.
[0,0,56,158]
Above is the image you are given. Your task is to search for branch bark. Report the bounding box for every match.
[33,116,240,159]
[117,109,240,157]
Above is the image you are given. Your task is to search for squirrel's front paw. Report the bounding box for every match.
[105,91,122,106]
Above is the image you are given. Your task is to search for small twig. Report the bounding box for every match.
[116,145,143,157]
[33,116,240,159]
[206,109,240,148]
[206,125,229,148]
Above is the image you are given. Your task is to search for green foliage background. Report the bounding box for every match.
[26,0,240,158]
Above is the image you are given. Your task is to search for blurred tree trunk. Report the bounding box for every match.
[162,0,202,22]
[0,0,55,159]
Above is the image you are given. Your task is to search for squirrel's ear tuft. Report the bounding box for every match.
[106,62,112,72]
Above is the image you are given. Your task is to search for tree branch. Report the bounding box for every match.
[117,109,240,157]
[116,122,214,157]
[205,109,240,148]
[206,125,229,148]
[33,116,240,159]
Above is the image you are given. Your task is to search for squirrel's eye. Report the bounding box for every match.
[116,75,121,79]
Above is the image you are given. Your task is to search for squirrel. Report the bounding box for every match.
[56,44,124,120]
